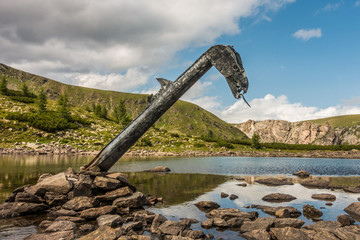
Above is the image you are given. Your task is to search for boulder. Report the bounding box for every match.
[201,218,214,229]
[255,178,293,186]
[274,218,305,228]
[337,214,355,227]
[311,193,336,201]
[97,214,123,227]
[220,192,229,198]
[240,217,275,232]
[95,186,133,202]
[78,225,119,240]
[158,220,188,235]
[194,201,220,211]
[150,214,167,234]
[0,202,48,218]
[344,202,360,221]
[254,205,301,218]
[270,227,311,240]
[293,170,310,177]
[33,172,72,195]
[24,231,74,240]
[304,221,341,232]
[63,196,95,211]
[206,208,258,221]
[334,225,360,239]
[112,192,146,208]
[300,179,329,189]
[122,221,143,232]
[241,229,271,240]
[80,205,117,219]
[15,192,43,203]
[262,193,296,202]
[45,220,76,233]
[303,204,323,219]
[72,174,93,197]
[343,187,360,193]
[55,216,85,223]
[229,194,238,200]
[93,176,120,190]
[144,166,170,172]
[45,192,68,206]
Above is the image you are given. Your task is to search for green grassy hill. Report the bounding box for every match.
[304,114,360,128]
[0,63,248,151]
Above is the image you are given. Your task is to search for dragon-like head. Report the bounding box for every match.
[207,45,250,106]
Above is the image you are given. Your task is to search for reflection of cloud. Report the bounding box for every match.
[293,28,322,41]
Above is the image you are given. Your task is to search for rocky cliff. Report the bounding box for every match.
[235,119,360,145]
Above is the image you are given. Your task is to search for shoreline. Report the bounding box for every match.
[1,146,360,159]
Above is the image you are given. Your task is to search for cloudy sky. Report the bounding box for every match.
[1,0,360,123]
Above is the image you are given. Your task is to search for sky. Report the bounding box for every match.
[0,0,360,123]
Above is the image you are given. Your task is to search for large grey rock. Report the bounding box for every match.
[255,178,293,186]
[344,202,360,221]
[206,208,258,221]
[270,227,311,240]
[93,176,120,190]
[311,193,336,201]
[97,214,123,227]
[300,179,329,189]
[63,196,95,211]
[240,217,275,233]
[34,172,72,195]
[241,229,271,240]
[274,218,305,228]
[112,192,146,208]
[80,205,117,219]
[45,220,76,233]
[303,204,323,219]
[95,186,133,202]
[158,220,188,235]
[78,225,119,240]
[24,231,74,240]
[262,193,296,202]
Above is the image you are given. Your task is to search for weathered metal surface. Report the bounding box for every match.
[84,45,249,172]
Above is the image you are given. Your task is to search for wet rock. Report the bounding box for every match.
[261,193,296,202]
[195,201,220,211]
[95,186,133,202]
[206,208,258,221]
[241,229,271,240]
[293,170,310,177]
[255,178,293,186]
[311,193,336,201]
[158,220,188,235]
[45,192,68,206]
[97,214,123,227]
[326,202,333,206]
[33,172,72,195]
[55,216,85,223]
[49,209,78,217]
[303,204,323,219]
[254,205,301,218]
[123,221,143,232]
[302,229,338,240]
[220,192,229,198]
[185,230,206,239]
[63,196,95,211]
[112,192,146,209]
[226,217,246,228]
[72,174,93,197]
[270,227,311,240]
[300,179,329,189]
[15,192,43,203]
[229,194,238,200]
[80,205,117,219]
[0,202,48,218]
[213,217,228,228]
[344,202,360,220]
[274,218,305,228]
[240,217,275,233]
[78,225,120,240]
[93,176,120,190]
[45,220,76,233]
[144,166,170,172]
[150,214,167,234]
[201,218,214,229]
[24,230,75,240]
[334,225,360,239]
[79,224,95,233]
[304,221,341,232]
[337,214,355,227]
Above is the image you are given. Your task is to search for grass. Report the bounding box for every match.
[303,114,360,128]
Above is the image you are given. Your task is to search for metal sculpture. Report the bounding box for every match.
[84,45,249,172]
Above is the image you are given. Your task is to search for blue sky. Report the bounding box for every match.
[1,0,359,123]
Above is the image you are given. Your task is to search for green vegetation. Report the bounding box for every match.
[262,142,360,151]
[304,114,360,128]
[251,133,262,149]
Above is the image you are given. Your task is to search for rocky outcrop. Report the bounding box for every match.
[235,119,360,145]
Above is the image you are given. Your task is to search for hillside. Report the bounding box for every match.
[235,116,360,145]
[0,63,248,152]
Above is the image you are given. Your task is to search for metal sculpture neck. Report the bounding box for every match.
[84,45,248,172]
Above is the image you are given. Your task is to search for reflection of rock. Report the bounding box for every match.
[144,166,171,172]
[300,179,329,189]
[255,178,293,186]
[311,193,336,201]
[303,204,323,219]
[262,193,296,203]
[293,170,310,177]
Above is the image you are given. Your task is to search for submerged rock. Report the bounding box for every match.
[303,204,323,219]
[144,166,171,172]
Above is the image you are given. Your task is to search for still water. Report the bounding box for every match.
[1,155,360,239]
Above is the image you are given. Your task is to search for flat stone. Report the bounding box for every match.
[240,217,275,232]
[45,192,68,206]
[97,214,123,227]
[95,186,133,202]
[274,218,305,228]
[334,225,360,239]
[201,218,214,229]
[311,193,336,201]
[337,214,355,227]
[15,192,43,203]
[255,178,294,186]
[80,205,117,219]
[150,214,167,234]
[34,172,72,195]
[303,204,323,219]
[255,205,301,218]
[122,221,143,232]
[112,192,146,208]
[344,202,360,221]
[293,170,310,177]
[241,229,271,240]
[55,216,85,223]
[195,201,220,211]
[270,227,311,240]
[344,187,360,193]
[158,220,188,235]
[144,166,171,172]
[262,193,296,202]
[206,208,258,221]
[45,220,76,233]
[304,221,341,232]
[78,225,119,240]
[300,179,329,189]
[49,209,78,217]
[63,196,94,211]
[93,176,120,190]
[303,229,338,240]
[24,231,74,240]
[0,202,48,218]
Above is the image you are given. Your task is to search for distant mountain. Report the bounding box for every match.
[235,115,360,145]
[0,62,247,140]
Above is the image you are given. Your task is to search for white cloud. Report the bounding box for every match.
[322,3,341,12]
[0,0,294,91]
[293,28,322,41]
[217,94,360,123]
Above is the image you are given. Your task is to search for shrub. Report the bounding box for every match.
[138,138,153,147]
[170,133,180,138]
[193,142,205,148]
[216,139,234,149]
[251,133,262,149]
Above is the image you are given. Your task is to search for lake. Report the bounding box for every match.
[1,155,360,239]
